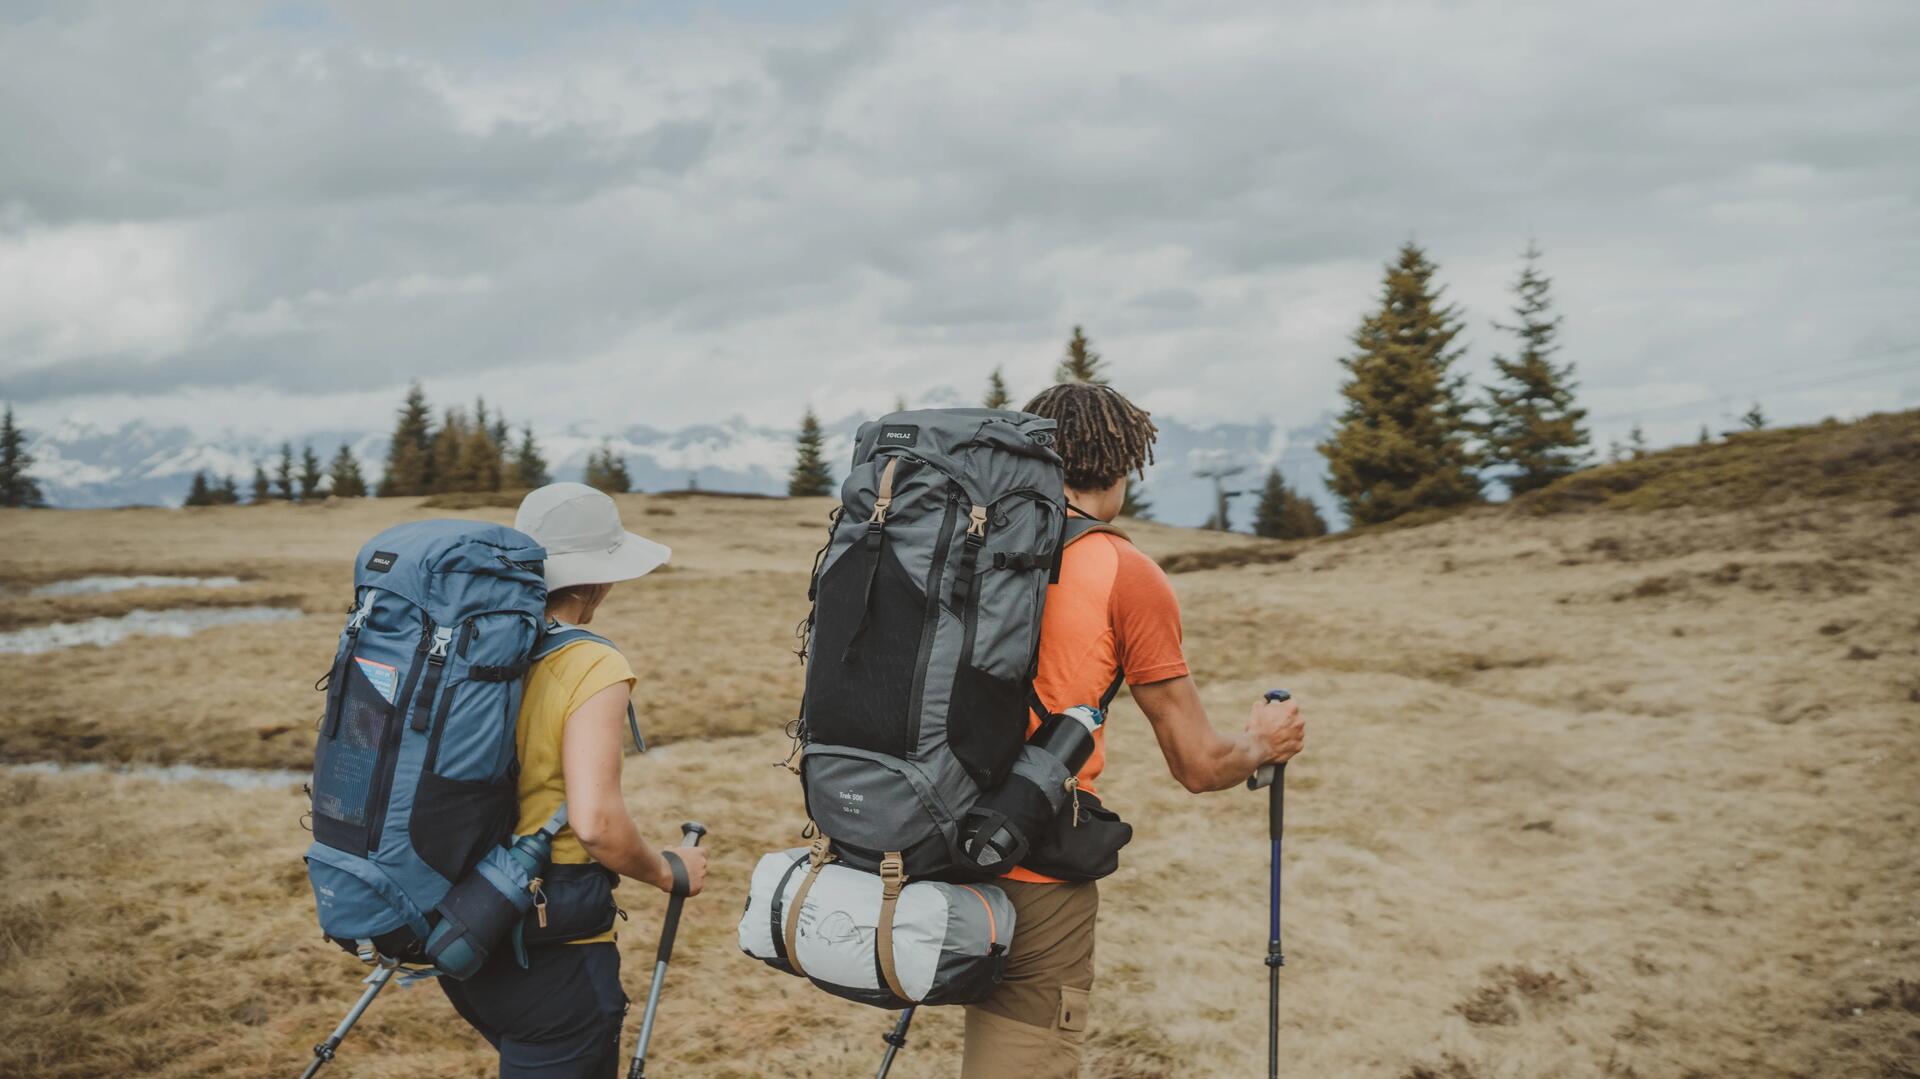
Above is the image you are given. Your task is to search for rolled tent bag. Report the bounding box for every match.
[738,846,1014,1008]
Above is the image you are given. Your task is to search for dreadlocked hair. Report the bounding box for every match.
[1022,382,1158,491]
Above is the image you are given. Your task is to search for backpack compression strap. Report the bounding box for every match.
[535,623,647,754]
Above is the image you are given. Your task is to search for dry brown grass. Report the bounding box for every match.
[1,459,1917,1076]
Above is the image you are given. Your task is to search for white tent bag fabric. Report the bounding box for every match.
[738,847,1015,1008]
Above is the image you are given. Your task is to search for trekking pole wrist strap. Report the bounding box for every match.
[661,851,690,898]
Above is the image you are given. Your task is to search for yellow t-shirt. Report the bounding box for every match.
[514,637,636,944]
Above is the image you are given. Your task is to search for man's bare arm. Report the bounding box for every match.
[1131,675,1305,793]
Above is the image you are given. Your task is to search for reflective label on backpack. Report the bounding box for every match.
[354,657,398,703]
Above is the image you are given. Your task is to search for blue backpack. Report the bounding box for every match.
[304,519,639,964]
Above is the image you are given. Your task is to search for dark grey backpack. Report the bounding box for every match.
[798,408,1115,882]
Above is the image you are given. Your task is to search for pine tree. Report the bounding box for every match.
[1319,243,1482,526]
[1698,425,1712,445]
[461,399,501,491]
[0,405,46,508]
[788,408,835,497]
[1251,468,1328,539]
[583,443,631,494]
[274,442,296,501]
[185,471,213,507]
[1628,423,1648,459]
[1740,402,1766,431]
[329,443,368,498]
[1120,482,1153,520]
[429,408,469,493]
[1055,326,1108,384]
[251,466,273,505]
[297,444,324,500]
[216,475,241,504]
[379,382,435,496]
[893,395,909,413]
[511,426,550,489]
[984,368,1012,409]
[1480,242,1588,495]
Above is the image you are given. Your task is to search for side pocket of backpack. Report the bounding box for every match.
[312,654,401,856]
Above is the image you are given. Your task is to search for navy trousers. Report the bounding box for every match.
[441,941,627,1078]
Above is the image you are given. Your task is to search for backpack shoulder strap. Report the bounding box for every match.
[1031,515,1134,721]
[1063,516,1128,549]
[532,622,646,754]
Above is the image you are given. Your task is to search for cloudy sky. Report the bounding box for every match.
[2,0,1916,449]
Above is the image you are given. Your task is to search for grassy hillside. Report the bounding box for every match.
[0,414,1915,1077]
[1516,408,1920,516]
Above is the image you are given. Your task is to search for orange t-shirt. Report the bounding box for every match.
[1005,520,1188,883]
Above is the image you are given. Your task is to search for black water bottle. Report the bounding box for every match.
[962,705,1104,870]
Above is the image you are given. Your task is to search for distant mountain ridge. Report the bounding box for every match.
[24,401,1339,530]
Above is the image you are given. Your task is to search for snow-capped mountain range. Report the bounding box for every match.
[23,397,1338,531]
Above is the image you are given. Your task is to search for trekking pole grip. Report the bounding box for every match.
[1247,689,1292,791]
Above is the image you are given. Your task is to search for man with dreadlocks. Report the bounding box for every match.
[960,382,1307,1077]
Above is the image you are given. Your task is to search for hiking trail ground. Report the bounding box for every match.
[1,415,1916,1077]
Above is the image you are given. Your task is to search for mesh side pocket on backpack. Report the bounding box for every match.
[312,657,398,855]
[409,771,516,884]
[804,543,926,757]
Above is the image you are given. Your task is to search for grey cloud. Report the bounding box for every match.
[0,0,1915,444]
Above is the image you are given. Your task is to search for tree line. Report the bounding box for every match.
[784,239,1746,538]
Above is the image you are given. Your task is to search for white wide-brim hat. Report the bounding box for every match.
[515,482,671,591]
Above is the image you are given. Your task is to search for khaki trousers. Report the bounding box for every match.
[960,880,1099,1079]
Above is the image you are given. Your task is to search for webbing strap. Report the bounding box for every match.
[767,854,809,964]
[875,851,909,1002]
[843,457,901,662]
[783,833,834,979]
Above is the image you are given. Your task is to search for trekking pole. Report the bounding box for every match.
[873,1007,915,1079]
[1247,688,1291,1079]
[298,961,398,1079]
[628,821,707,1079]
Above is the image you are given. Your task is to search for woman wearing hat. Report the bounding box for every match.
[440,482,708,1078]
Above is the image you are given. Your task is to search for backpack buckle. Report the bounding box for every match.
[878,851,905,897]
[966,505,988,538]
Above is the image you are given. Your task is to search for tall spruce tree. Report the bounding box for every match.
[185,471,213,506]
[297,444,324,500]
[250,466,273,505]
[788,408,834,497]
[429,408,470,494]
[1252,468,1328,539]
[379,382,435,496]
[329,443,368,498]
[511,426,550,489]
[274,442,296,501]
[1480,242,1588,494]
[1740,402,1766,431]
[1055,326,1108,384]
[1319,243,1481,526]
[1120,482,1154,520]
[216,474,240,504]
[0,405,46,508]
[984,368,1012,409]
[461,399,501,491]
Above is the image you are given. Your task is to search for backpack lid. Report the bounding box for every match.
[354,519,547,622]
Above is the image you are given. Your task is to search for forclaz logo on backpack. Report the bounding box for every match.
[364,550,398,573]
[878,425,919,448]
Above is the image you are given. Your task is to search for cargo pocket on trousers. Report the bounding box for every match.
[1056,986,1090,1033]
